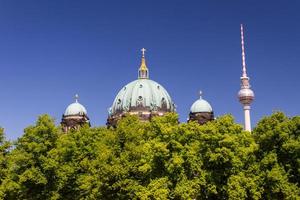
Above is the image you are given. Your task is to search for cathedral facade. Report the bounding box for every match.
[61,49,214,131]
[61,25,254,132]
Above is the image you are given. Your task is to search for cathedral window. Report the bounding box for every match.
[161,97,167,109]
[137,96,143,107]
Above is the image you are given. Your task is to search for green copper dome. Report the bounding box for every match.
[64,95,87,116]
[109,49,175,116]
[190,92,213,113]
[109,79,175,115]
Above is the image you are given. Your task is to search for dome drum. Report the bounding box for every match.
[188,111,214,125]
[107,106,172,127]
[61,114,90,132]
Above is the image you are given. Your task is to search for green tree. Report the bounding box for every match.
[193,115,258,199]
[251,112,300,199]
[0,112,300,200]
[0,128,11,199]
[1,115,59,200]
[46,125,113,200]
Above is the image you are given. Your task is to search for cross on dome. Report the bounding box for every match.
[199,90,203,99]
[141,48,146,57]
[75,94,79,103]
[138,48,149,79]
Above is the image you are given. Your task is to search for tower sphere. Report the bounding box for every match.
[238,87,254,105]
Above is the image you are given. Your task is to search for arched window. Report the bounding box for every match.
[137,96,143,107]
[161,97,167,109]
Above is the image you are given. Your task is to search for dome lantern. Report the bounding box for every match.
[138,48,149,79]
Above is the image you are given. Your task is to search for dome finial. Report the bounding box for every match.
[138,48,149,79]
[75,94,79,103]
[199,90,203,99]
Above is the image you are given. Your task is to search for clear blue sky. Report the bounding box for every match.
[1,0,299,140]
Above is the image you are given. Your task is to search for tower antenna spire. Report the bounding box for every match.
[241,24,247,77]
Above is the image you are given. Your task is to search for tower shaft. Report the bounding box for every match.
[243,105,251,132]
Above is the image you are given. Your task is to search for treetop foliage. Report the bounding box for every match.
[0,112,299,199]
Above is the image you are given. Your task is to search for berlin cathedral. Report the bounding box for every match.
[61,49,215,132]
[61,25,255,133]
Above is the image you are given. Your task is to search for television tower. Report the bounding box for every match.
[238,24,255,132]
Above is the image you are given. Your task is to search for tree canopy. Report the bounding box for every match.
[0,112,299,199]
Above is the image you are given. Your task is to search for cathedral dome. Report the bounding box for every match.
[190,92,213,113]
[107,48,176,126]
[110,79,175,115]
[64,94,87,116]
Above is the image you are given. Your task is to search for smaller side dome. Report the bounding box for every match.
[188,91,214,125]
[190,91,213,113]
[64,94,87,116]
[61,94,90,133]
[64,103,87,116]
